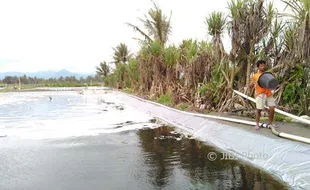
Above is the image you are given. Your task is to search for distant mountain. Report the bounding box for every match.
[0,69,94,79]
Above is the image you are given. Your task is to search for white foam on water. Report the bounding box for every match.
[0,90,159,140]
[0,93,42,105]
[0,91,80,106]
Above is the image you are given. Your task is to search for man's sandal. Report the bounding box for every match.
[260,123,279,128]
[260,123,270,128]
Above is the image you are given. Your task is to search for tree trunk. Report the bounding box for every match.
[246,60,251,86]
[246,48,254,86]
[302,68,309,115]
[229,62,235,89]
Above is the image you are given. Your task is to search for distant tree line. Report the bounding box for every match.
[0,75,102,87]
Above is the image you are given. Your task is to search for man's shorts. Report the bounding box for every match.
[256,93,276,110]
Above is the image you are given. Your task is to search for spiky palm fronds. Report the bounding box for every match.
[164,46,180,68]
[127,1,172,45]
[206,12,227,38]
[206,11,227,61]
[96,61,110,77]
[280,0,310,114]
[227,0,275,86]
[282,0,310,62]
[112,43,133,65]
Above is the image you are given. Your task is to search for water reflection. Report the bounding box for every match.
[138,126,288,190]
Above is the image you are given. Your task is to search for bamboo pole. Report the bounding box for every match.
[121,91,310,144]
[233,90,310,125]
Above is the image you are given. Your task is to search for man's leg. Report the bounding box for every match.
[255,94,266,130]
[268,106,275,125]
[255,109,262,130]
[267,96,276,125]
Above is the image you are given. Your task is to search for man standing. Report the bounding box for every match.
[248,60,276,130]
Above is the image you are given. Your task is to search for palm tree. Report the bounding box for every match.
[163,45,180,83]
[96,61,110,77]
[279,0,310,114]
[282,0,310,60]
[205,11,227,61]
[112,43,133,65]
[127,0,172,46]
[126,1,173,96]
[205,11,232,91]
[228,0,275,87]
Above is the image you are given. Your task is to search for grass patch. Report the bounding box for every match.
[204,109,212,114]
[261,113,287,122]
[123,88,135,94]
[157,93,173,107]
[274,113,286,122]
[177,103,189,111]
[284,117,292,122]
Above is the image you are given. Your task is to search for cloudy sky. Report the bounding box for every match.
[0,0,286,74]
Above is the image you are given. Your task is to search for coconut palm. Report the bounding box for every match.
[112,43,133,65]
[126,1,173,96]
[127,1,172,46]
[96,61,110,77]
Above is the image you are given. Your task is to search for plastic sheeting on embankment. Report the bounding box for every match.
[116,92,310,190]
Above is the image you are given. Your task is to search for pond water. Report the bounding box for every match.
[0,90,289,190]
